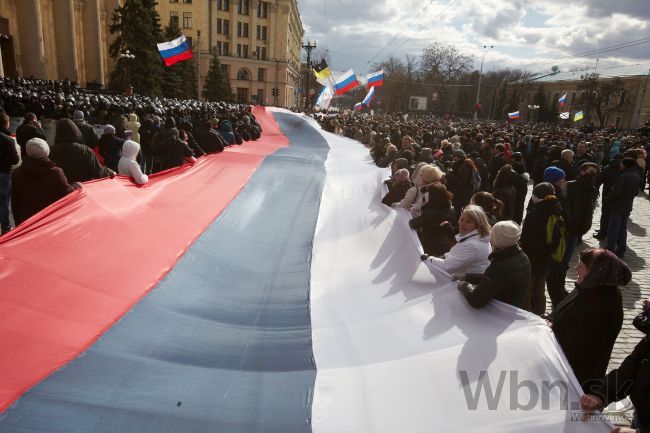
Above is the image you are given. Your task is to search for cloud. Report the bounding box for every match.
[298,0,650,75]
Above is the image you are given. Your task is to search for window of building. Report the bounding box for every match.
[258,68,265,81]
[223,19,230,35]
[237,43,241,57]
[260,46,266,60]
[256,25,260,40]
[238,0,249,15]
[170,11,179,27]
[261,26,267,41]
[170,0,179,3]
[217,0,230,11]
[237,22,242,37]
[243,23,249,37]
[182,12,192,28]
[182,0,192,3]
[619,90,626,106]
[216,41,222,55]
[257,89,265,104]
[242,44,248,58]
[223,42,229,56]
[237,69,250,80]
[221,64,230,77]
[217,18,222,34]
[257,1,268,18]
[186,36,192,47]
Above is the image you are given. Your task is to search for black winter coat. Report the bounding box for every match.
[11,157,76,225]
[591,336,650,430]
[194,128,225,154]
[98,134,125,172]
[15,121,47,155]
[0,128,19,173]
[51,119,112,183]
[460,245,530,308]
[520,197,563,277]
[551,283,623,394]
[411,201,456,257]
[604,168,640,213]
[566,177,598,236]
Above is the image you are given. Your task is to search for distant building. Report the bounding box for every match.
[156,0,304,107]
[516,64,650,129]
[0,0,118,86]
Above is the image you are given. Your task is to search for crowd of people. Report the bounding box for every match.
[319,111,650,432]
[0,77,265,235]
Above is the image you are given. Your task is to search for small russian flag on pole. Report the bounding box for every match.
[333,69,359,95]
[362,86,376,106]
[157,34,193,67]
[559,92,567,107]
[354,103,363,111]
[508,111,520,120]
[366,70,384,88]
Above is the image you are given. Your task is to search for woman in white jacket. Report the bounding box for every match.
[422,204,491,275]
[118,140,149,185]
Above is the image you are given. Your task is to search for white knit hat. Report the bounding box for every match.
[490,221,522,250]
[26,137,50,159]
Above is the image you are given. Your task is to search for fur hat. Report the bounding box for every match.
[490,221,522,250]
[26,137,50,159]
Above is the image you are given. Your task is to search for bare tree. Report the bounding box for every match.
[578,72,627,127]
[420,42,473,82]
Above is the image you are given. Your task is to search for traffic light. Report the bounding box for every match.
[271,88,279,97]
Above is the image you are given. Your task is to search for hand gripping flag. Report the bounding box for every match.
[508,111,520,120]
[333,69,359,95]
[366,70,384,88]
[157,34,193,66]
[559,92,567,107]
[574,111,584,122]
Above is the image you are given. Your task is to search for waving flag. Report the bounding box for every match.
[508,111,520,120]
[354,102,363,111]
[559,111,570,119]
[313,59,332,81]
[574,111,584,122]
[559,92,567,107]
[366,70,384,88]
[333,69,359,95]
[362,86,376,106]
[316,84,335,110]
[157,34,193,66]
[0,108,612,433]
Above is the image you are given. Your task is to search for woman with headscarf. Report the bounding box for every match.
[551,248,630,394]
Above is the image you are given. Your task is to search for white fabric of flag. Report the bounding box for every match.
[560,112,570,119]
[315,83,335,110]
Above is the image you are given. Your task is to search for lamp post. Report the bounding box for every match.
[474,45,494,119]
[301,39,317,112]
[119,49,135,95]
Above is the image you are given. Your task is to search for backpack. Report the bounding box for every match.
[546,214,566,262]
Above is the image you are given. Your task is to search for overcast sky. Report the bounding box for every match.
[297,0,650,76]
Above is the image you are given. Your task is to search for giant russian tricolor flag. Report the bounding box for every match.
[157,34,193,66]
[333,69,359,95]
[0,108,612,433]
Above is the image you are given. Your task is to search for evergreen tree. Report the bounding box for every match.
[533,83,549,122]
[109,0,164,96]
[203,55,233,102]
[161,18,197,99]
[548,98,560,123]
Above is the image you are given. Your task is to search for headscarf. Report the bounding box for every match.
[579,249,631,289]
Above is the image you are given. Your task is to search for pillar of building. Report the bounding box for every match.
[0,43,4,77]
[52,0,79,81]
[83,0,105,85]
[15,0,47,78]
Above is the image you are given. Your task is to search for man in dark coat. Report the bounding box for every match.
[11,138,79,225]
[458,221,530,309]
[98,125,124,172]
[564,162,599,264]
[72,110,99,149]
[604,158,641,258]
[520,182,563,315]
[193,121,225,154]
[15,112,47,156]
[0,113,20,234]
[50,118,114,183]
[593,154,623,239]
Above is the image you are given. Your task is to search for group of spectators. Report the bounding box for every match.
[0,76,264,235]
[319,111,650,432]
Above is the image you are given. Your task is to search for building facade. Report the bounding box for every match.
[0,0,119,86]
[156,0,304,107]
[515,65,650,129]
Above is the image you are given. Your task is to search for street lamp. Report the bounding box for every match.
[119,49,135,95]
[474,44,494,119]
[301,39,317,112]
